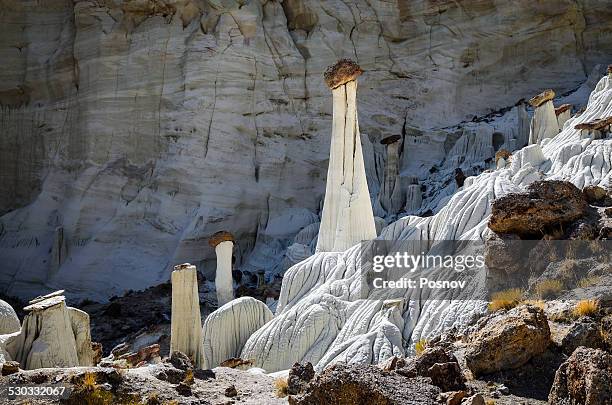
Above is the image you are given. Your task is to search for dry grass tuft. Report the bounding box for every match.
[489,288,523,311]
[534,279,563,299]
[274,377,289,398]
[573,299,599,318]
[577,276,600,288]
[82,372,97,391]
[415,338,428,355]
[182,369,194,386]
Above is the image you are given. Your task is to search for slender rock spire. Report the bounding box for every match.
[209,231,235,306]
[528,89,559,144]
[170,263,204,368]
[316,59,377,252]
[376,135,405,216]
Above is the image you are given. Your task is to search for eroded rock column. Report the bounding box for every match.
[404,177,422,213]
[528,89,559,144]
[376,135,405,216]
[170,263,204,368]
[316,59,377,252]
[209,231,235,307]
[4,291,94,369]
[555,104,572,129]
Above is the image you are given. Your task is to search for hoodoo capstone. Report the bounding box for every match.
[316,59,377,252]
[209,231,235,307]
[528,89,559,144]
[170,263,204,368]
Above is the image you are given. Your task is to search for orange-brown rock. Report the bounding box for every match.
[118,344,161,367]
[529,89,555,107]
[488,180,587,237]
[208,231,235,248]
[219,357,253,369]
[464,305,550,376]
[92,342,103,365]
[574,116,612,131]
[495,149,511,165]
[555,103,572,116]
[549,347,612,405]
[323,59,363,89]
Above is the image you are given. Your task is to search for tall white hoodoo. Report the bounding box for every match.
[209,231,235,307]
[316,59,377,252]
[170,263,204,368]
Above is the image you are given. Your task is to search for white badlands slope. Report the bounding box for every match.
[206,74,612,373]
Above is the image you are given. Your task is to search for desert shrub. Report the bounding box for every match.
[577,276,600,288]
[489,288,523,311]
[182,369,194,386]
[274,377,288,398]
[415,338,428,355]
[534,279,563,299]
[70,372,114,405]
[573,300,599,318]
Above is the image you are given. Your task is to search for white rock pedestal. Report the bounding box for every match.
[170,263,204,368]
[555,104,572,129]
[528,89,559,144]
[316,60,377,252]
[4,291,94,369]
[209,231,235,307]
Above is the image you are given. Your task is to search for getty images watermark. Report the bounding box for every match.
[371,250,486,289]
[359,239,611,302]
[360,240,489,300]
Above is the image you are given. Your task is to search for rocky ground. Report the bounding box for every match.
[0,352,285,405]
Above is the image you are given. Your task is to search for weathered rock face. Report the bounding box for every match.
[393,347,466,392]
[1,0,612,300]
[288,363,440,405]
[3,292,95,369]
[201,296,272,368]
[549,347,612,405]
[488,180,588,237]
[464,305,550,376]
[287,362,315,396]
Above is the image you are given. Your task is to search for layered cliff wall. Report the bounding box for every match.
[0,0,611,300]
